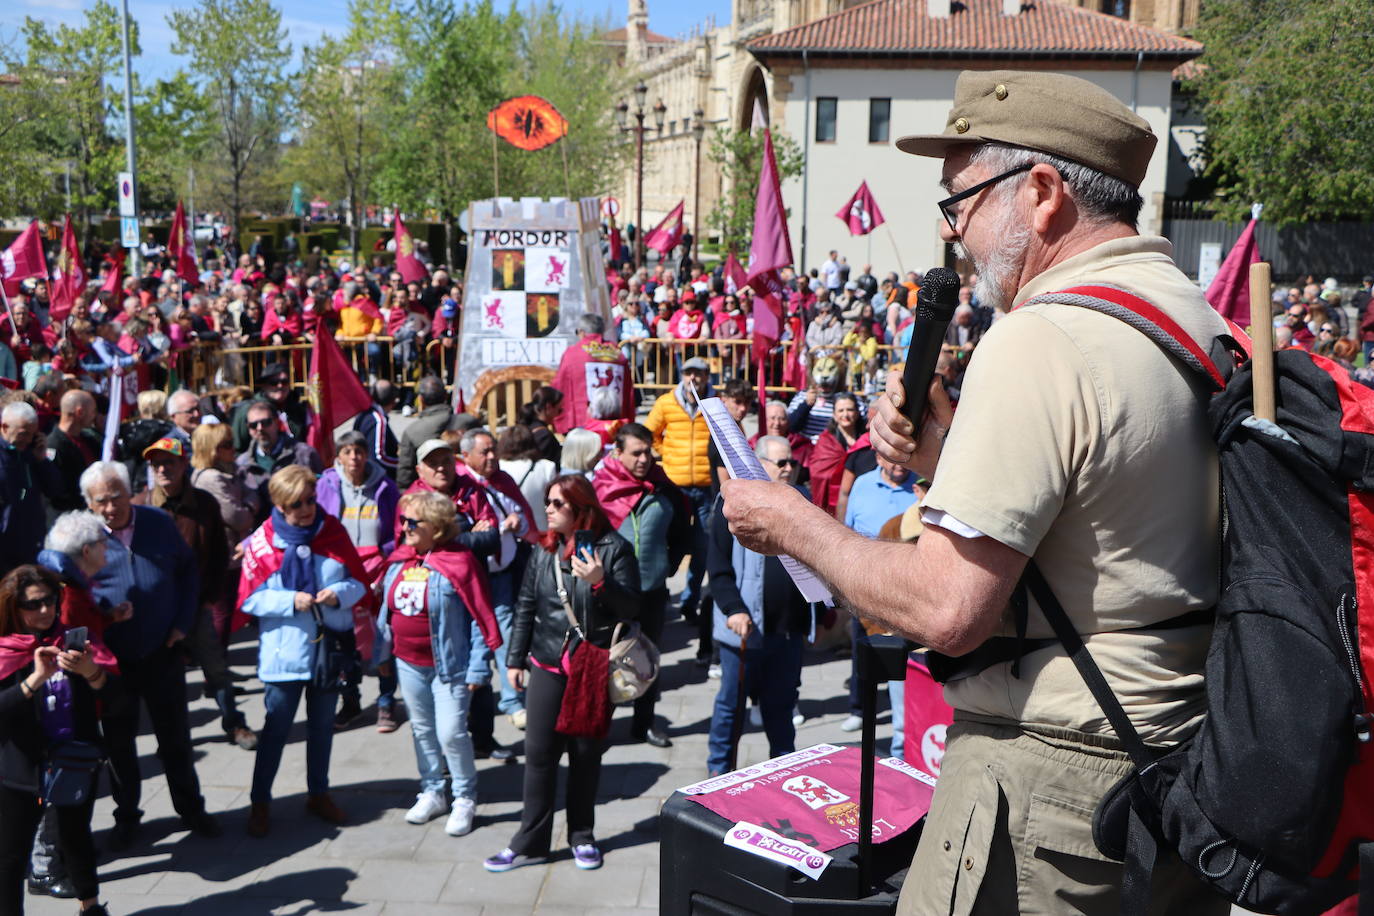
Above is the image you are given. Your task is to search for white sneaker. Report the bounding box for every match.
[508,709,527,730]
[446,797,476,836]
[793,706,805,727]
[748,706,762,728]
[840,714,864,733]
[405,791,447,825]
[707,664,722,679]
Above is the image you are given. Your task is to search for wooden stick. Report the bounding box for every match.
[885,226,905,276]
[1248,261,1275,422]
[490,130,500,198]
[559,140,573,201]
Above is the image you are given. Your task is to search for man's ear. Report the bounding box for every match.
[1025,163,1067,235]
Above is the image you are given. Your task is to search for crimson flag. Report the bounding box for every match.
[393,214,427,284]
[723,253,749,296]
[746,128,793,363]
[1205,212,1262,329]
[166,201,200,286]
[100,247,125,298]
[307,328,374,467]
[1,222,47,298]
[644,201,684,256]
[49,215,85,322]
[836,181,886,237]
[608,223,622,264]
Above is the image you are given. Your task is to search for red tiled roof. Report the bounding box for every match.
[602,26,676,44]
[748,0,1202,60]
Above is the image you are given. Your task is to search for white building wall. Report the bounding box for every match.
[774,65,1178,277]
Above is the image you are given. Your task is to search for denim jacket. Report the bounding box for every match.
[240,537,365,683]
[376,560,491,686]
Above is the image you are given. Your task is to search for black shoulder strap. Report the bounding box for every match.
[1021,561,1157,772]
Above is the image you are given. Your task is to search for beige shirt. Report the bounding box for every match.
[922,235,1227,745]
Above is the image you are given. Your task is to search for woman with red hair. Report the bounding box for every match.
[484,475,640,874]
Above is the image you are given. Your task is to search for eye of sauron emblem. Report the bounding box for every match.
[487,96,569,152]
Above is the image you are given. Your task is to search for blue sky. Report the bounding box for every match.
[1,0,731,79]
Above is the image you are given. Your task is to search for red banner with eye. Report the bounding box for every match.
[487,96,569,151]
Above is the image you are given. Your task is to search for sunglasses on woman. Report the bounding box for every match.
[400,516,423,531]
[545,497,566,510]
[18,594,57,612]
[285,496,316,511]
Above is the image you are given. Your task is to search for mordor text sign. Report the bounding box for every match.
[457,197,610,402]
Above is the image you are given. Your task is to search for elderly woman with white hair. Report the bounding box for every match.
[0,400,60,571]
[557,428,604,480]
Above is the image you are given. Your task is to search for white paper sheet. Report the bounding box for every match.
[695,394,834,605]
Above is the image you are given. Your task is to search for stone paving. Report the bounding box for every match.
[24,586,874,916]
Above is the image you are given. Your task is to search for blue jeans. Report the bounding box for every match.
[395,658,478,800]
[888,678,905,761]
[251,680,337,804]
[490,571,523,716]
[679,486,713,614]
[707,634,804,774]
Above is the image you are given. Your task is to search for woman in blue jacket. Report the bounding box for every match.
[238,465,367,838]
[377,491,502,837]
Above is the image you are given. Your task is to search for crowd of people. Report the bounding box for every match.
[3,150,1373,915]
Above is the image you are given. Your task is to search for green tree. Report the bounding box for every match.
[1188,0,1374,224]
[290,0,400,258]
[10,1,129,238]
[135,71,214,213]
[168,0,293,240]
[0,40,64,221]
[706,126,804,256]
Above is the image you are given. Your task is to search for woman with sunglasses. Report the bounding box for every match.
[0,564,119,915]
[237,466,371,838]
[377,492,501,835]
[484,475,640,873]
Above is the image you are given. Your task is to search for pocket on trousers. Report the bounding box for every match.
[1018,792,1121,915]
[904,761,1002,916]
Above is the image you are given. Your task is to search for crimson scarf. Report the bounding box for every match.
[453,462,541,543]
[381,542,501,651]
[592,455,671,529]
[0,626,119,682]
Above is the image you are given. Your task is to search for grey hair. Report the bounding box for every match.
[79,460,131,499]
[167,389,199,414]
[969,142,1143,230]
[576,313,605,337]
[45,510,107,557]
[559,428,604,473]
[1,401,37,425]
[754,435,791,460]
[459,426,494,454]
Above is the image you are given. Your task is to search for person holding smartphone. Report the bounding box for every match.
[0,564,119,915]
[484,475,640,874]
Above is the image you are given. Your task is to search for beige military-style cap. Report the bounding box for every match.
[895,70,1157,189]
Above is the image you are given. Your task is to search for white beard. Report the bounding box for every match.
[954,209,1031,313]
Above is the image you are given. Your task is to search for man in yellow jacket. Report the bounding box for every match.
[645,357,715,648]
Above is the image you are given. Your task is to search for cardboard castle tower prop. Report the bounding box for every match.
[456,196,610,402]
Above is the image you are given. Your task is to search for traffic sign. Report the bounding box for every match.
[601,197,620,218]
[120,217,139,248]
[117,172,135,217]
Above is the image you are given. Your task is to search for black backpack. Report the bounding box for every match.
[952,285,1373,915]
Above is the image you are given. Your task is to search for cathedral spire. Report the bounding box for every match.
[627,0,648,62]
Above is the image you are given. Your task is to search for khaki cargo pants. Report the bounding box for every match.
[897,716,1230,916]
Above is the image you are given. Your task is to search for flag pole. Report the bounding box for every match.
[490,130,501,198]
[1248,261,1275,422]
[885,226,905,276]
[559,140,573,201]
[0,285,21,341]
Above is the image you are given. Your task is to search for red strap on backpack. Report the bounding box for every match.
[1017,285,1230,392]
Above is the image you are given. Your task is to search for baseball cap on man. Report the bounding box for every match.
[682,357,710,372]
[416,439,453,463]
[895,70,1157,188]
[142,437,185,459]
[259,363,289,384]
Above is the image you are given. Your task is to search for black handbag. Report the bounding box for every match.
[42,741,104,807]
[309,604,360,691]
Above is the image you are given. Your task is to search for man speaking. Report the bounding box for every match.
[721,70,1228,913]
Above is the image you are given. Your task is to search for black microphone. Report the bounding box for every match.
[899,267,961,427]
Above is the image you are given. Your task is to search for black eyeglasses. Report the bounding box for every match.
[400,516,423,531]
[936,163,1033,234]
[285,496,316,511]
[18,594,57,611]
[264,377,288,387]
[764,457,798,469]
[545,497,566,510]
[248,419,274,430]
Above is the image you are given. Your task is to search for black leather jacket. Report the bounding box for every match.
[507,530,641,670]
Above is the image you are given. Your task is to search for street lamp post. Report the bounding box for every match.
[615,82,665,268]
[691,108,705,265]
